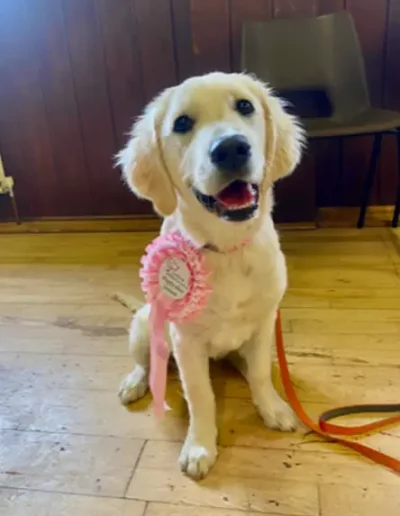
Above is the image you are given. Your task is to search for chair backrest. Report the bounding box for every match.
[242,12,371,121]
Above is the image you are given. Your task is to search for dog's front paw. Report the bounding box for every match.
[258,391,297,432]
[179,436,218,480]
[118,366,148,405]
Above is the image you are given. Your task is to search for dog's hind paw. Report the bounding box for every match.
[118,367,148,405]
[259,391,298,432]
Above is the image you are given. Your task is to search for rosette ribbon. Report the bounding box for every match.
[139,232,211,417]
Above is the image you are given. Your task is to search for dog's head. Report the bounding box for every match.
[117,72,304,224]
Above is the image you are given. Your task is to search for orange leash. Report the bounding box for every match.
[275,311,400,474]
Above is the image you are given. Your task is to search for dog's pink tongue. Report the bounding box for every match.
[217,182,253,208]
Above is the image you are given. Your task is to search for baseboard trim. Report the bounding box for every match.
[0,216,162,234]
[318,205,396,228]
[0,214,319,234]
[3,207,393,234]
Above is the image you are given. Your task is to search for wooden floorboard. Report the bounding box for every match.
[0,228,399,515]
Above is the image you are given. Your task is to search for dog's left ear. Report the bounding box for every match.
[116,88,177,217]
[249,77,305,182]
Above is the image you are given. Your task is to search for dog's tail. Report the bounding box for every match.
[111,292,143,313]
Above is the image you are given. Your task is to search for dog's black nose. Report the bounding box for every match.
[210,135,251,172]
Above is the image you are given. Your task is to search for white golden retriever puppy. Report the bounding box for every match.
[117,72,304,479]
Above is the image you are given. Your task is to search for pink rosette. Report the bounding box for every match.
[139,232,211,417]
[140,232,211,322]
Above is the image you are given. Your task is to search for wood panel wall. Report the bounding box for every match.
[0,0,399,222]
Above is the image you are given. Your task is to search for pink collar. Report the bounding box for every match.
[201,239,251,254]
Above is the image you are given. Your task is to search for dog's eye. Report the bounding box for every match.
[173,115,195,134]
[235,99,255,116]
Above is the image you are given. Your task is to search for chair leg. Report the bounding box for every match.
[335,137,344,206]
[357,133,383,229]
[9,190,20,225]
[392,130,400,228]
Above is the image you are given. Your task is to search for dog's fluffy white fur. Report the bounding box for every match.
[117,72,304,479]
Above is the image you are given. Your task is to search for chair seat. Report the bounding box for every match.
[305,109,400,138]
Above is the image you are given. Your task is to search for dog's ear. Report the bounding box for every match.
[116,88,177,216]
[250,77,305,182]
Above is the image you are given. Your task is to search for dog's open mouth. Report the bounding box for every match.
[193,180,259,222]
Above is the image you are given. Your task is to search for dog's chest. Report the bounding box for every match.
[194,248,286,357]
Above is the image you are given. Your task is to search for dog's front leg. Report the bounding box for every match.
[240,313,297,432]
[172,328,218,480]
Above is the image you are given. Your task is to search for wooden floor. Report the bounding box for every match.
[1,228,400,516]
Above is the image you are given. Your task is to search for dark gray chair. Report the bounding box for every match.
[242,12,400,228]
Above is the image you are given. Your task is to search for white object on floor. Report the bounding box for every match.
[0,153,14,194]
[0,152,19,222]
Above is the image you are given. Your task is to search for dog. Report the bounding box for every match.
[116,72,304,480]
